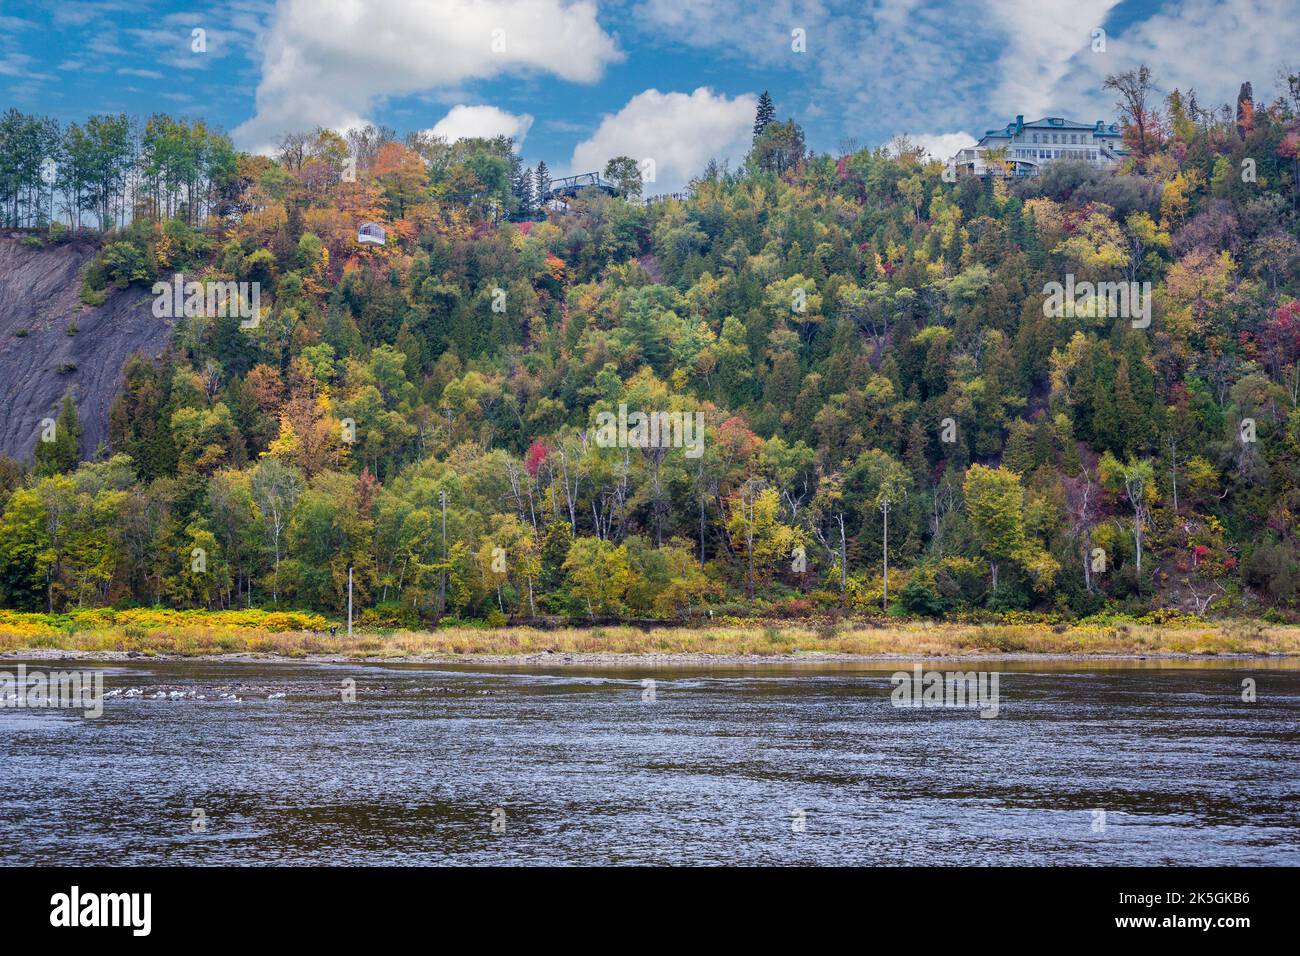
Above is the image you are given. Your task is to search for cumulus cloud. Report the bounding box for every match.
[234,0,620,151]
[568,87,758,193]
[429,104,535,145]
[980,0,1300,131]
[631,0,999,151]
[900,132,976,161]
[1061,0,1300,115]
[985,0,1123,118]
[629,0,1300,158]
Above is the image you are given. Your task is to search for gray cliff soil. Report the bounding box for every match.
[0,233,173,461]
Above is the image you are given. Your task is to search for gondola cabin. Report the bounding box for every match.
[357,222,386,245]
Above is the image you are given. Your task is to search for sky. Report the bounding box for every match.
[2,0,1298,192]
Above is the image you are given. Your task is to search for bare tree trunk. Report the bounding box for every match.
[746,497,756,599]
[837,513,847,592]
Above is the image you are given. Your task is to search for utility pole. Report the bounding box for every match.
[438,490,448,617]
[881,499,890,613]
[347,566,353,637]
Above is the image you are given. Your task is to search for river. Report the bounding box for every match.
[2,658,1297,865]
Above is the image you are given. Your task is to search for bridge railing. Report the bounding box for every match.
[546,172,616,196]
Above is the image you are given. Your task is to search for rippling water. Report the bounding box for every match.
[2,658,1298,865]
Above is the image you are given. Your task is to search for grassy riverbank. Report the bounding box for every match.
[1,609,1297,659]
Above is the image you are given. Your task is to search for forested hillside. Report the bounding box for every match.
[1,70,1299,625]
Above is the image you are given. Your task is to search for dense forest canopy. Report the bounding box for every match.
[2,68,1299,627]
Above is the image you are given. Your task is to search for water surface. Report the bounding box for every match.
[2,658,1297,865]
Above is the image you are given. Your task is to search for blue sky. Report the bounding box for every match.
[2,0,1297,191]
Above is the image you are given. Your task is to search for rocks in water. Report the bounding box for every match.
[99,680,472,704]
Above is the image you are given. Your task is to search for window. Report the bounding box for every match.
[357,222,386,245]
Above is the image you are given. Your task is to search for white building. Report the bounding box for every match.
[952,116,1128,176]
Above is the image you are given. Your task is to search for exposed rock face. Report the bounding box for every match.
[0,233,174,462]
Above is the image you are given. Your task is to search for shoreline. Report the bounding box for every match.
[5,619,1299,665]
[4,647,1298,667]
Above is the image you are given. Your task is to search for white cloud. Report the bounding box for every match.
[981,0,1300,131]
[631,0,1300,158]
[429,104,534,146]
[568,87,758,193]
[985,0,1123,118]
[901,132,976,161]
[234,0,620,151]
[0,52,54,82]
[633,0,812,68]
[1084,0,1300,109]
[632,1,1000,153]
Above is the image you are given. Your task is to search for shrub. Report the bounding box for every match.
[1244,541,1299,604]
[78,286,108,306]
[987,583,1032,612]
[900,576,946,616]
[98,240,151,288]
[358,601,422,630]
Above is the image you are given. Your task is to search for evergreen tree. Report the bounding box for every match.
[35,393,81,477]
[752,91,775,145]
[1023,210,1046,271]
[534,161,551,206]
[1003,420,1036,475]
[1235,81,1254,140]
[511,157,534,218]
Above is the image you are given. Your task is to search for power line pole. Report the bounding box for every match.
[347,566,353,637]
[438,490,448,617]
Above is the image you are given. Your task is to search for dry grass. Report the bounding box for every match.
[2,619,1298,659]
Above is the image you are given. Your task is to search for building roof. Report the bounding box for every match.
[976,115,1123,145]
